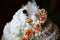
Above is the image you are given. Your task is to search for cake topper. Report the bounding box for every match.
[1,0,59,40]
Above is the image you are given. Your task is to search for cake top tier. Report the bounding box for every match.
[12,2,47,40]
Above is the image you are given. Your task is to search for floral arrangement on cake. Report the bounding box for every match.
[17,8,47,40]
[1,1,59,40]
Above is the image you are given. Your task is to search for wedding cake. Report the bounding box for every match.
[1,1,59,40]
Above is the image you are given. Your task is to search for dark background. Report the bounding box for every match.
[0,0,60,39]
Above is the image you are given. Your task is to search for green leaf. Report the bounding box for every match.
[17,29,23,37]
[29,23,34,28]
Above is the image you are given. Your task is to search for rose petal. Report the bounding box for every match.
[25,28,33,38]
[40,9,47,15]
[41,16,46,22]
[21,36,28,40]
[34,24,42,32]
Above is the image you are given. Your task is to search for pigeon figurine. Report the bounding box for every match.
[1,1,59,40]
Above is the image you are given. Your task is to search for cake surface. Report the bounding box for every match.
[1,1,59,40]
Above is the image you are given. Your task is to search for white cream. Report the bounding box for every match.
[1,1,58,40]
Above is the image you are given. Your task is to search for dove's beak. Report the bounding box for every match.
[25,18,33,23]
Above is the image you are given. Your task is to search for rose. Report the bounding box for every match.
[40,9,47,15]
[25,28,34,38]
[34,24,42,32]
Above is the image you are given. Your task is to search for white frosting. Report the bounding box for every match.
[1,1,59,40]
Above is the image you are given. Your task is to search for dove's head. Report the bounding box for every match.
[14,2,39,22]
[15,2,45,22]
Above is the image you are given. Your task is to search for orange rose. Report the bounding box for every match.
[40,9,47,15]
[34,24,42,32]
[40,16,46,23]
[21,36,28,40]
[25,28,33,38]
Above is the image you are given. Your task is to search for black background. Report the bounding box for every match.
[0,0,60,39]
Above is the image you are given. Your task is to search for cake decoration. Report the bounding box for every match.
[1,0,59,40]
[40,9,47,15]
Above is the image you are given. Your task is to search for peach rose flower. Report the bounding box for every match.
[34,24,42,32]
[25,28,34,38]
[21,36,28,40]
[40,16,46,23]
[40,9,47,15]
